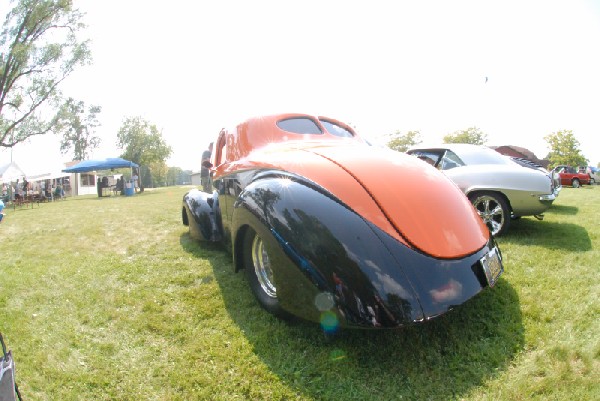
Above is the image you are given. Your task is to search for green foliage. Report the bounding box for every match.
[544,129,588,168]
[0,0,91,148]
[56,97,101,160]
[443,127,488,145]
[166,166,183,186]
[0,186,598,400]
[386,130,422,152]
[116,116,173,189]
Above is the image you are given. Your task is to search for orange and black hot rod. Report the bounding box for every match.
[182,113,503,331]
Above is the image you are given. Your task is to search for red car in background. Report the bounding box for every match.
[553,165,591,188]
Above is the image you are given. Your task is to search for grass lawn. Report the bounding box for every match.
[0,185,598,401]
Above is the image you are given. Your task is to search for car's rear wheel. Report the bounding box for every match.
[572,178,581,188]
[468,192,510,236]
[591,178,596,185]
[242,227,288,318]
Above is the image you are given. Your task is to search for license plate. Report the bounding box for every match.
[481,247,503,287]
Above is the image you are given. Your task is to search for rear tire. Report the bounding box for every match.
[242,227,289,318]
[468,192,510,237]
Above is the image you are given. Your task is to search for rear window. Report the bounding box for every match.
[277,117,322,135]
[320,120,354,137]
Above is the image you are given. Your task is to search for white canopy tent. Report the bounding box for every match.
[27,170,70,182]
[0,161,26,183]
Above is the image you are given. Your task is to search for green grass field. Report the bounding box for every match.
[1,185,598,400]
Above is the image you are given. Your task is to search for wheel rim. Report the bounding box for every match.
[251,234,276,298]
[472,195,505,236]
[572,179,580,188]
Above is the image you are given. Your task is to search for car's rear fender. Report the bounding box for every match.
[229,173,426,327]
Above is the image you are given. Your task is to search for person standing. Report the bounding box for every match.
[201,142,213,192]
[132,169,139,193]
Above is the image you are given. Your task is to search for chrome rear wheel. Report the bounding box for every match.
[242,227,290,319]
[469,192,510,236]
[251,234,276,298]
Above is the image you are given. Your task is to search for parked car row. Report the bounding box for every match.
[182,112,596,330]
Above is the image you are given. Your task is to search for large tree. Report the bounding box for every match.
[116,116,172,191]
[443,127,488,145]
[57,97,101,160]
[0,0,90,148]
[544,129,587,168]
[387,130,422,152]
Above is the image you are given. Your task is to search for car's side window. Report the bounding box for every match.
[439,151,464,170]
[411,151,440,167]
[320,119,354,137]
[277,117,323,135]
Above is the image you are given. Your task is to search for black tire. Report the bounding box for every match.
[468,191,511,236]
[242,227,289,319]
[572,178,581,188]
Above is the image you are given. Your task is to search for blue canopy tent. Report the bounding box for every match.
[63,158,139,196]
[62,158,138,173]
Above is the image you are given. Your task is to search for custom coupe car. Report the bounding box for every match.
[407,144,560,236]
[183,114,503,330]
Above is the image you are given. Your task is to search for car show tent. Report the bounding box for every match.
[62,157,139,173]
[63,158,139,197]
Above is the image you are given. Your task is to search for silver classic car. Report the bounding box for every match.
[407,144,560,236]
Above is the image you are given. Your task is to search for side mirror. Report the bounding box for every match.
[202,160,213,169]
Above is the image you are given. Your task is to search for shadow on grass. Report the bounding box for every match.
[545,204,578,215]
[502,218,591,252]
[181,233,524,401]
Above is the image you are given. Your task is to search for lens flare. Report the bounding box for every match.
[320,311,339,334]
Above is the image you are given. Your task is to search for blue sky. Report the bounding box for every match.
[3,0,600,174]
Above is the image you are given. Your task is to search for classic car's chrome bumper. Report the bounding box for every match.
[538,185,561,203]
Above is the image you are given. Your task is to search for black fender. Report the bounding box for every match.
[229,174,425,329]
[182,189,223,242]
